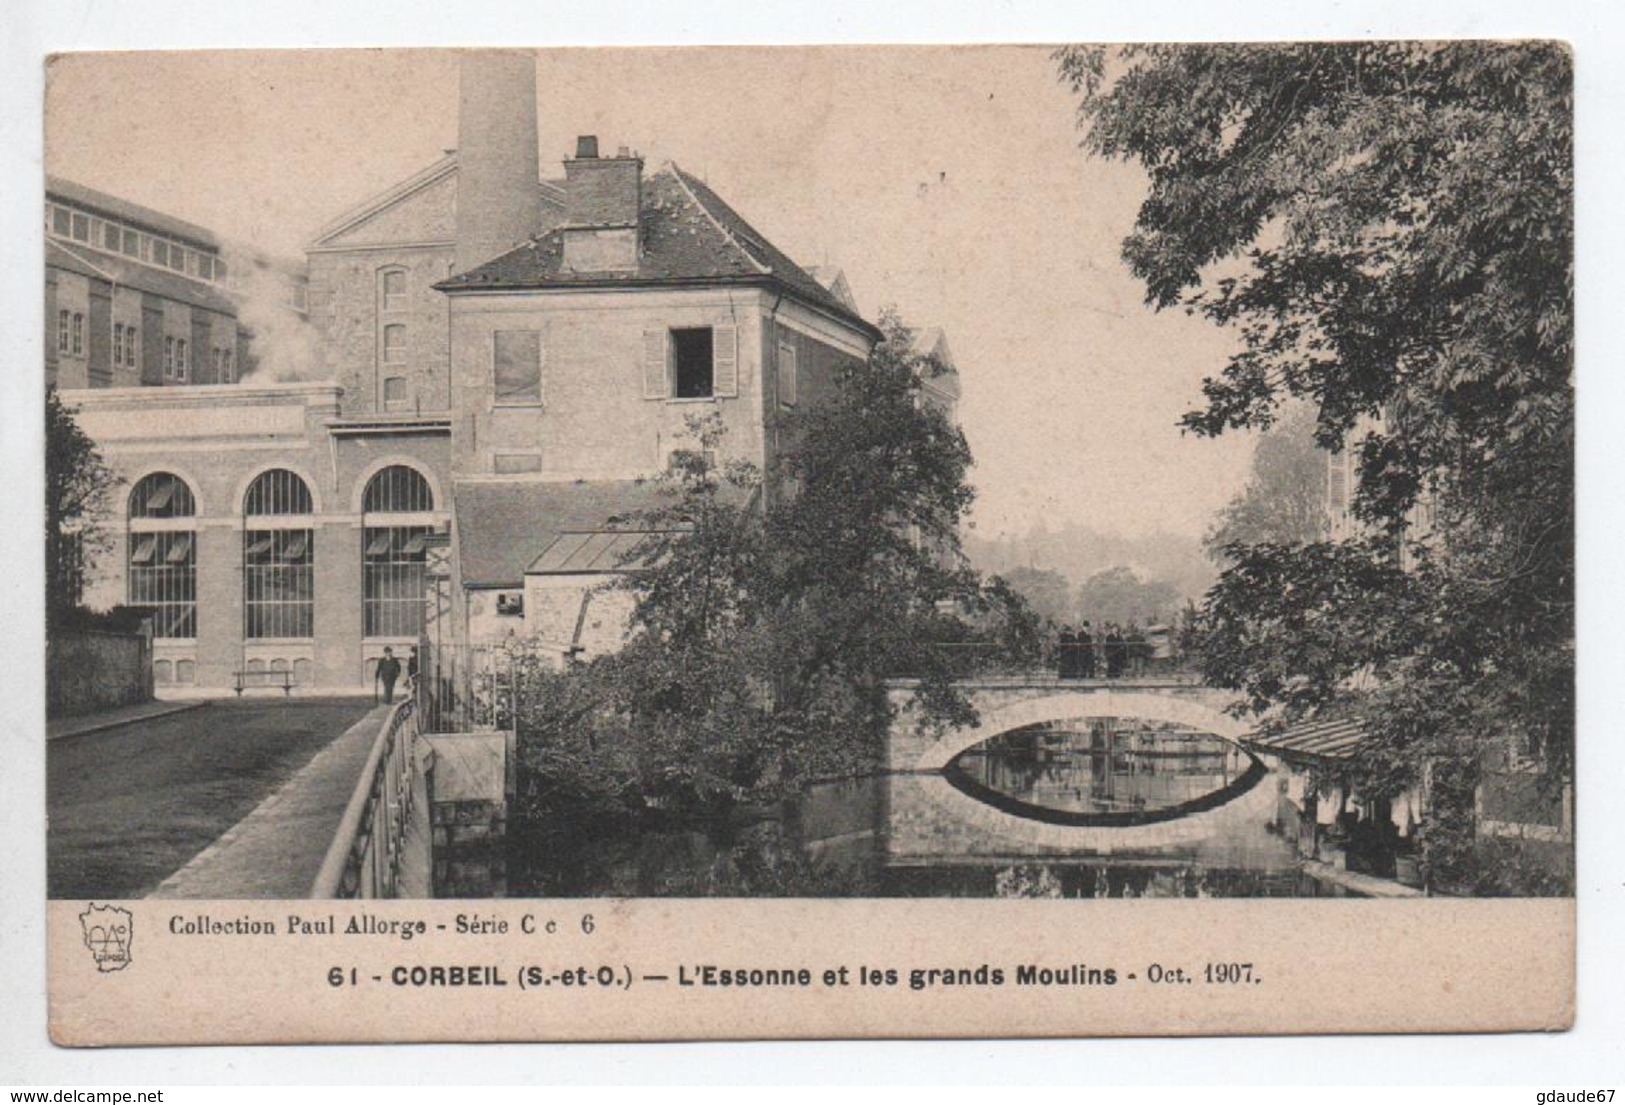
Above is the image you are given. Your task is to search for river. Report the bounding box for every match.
[510,714,1358,898]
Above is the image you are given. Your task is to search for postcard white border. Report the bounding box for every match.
[3,0,1623,1086]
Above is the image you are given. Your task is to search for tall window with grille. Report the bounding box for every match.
[128,473,198,639]
[243,469,315,639]
[362,466,434,638]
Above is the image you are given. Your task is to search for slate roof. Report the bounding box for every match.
[47,239,240,316]
[438,164,880,341]
[47,175,220,249]
[1245,718,1369,763]
[452,479,675,589]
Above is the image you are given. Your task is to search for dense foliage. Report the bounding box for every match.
[45,387,117,630]
[1073,565,1183,627]
[1204,401,1327,558]
[992,566,1074,628]
[513,312,1036,838]
[1058,43,1573,892]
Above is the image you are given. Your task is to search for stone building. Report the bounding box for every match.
[45,176,247,391]
[59,50,885,693]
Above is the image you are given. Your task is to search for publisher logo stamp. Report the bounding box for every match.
[79,903,133,972]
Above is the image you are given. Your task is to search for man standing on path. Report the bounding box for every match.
[376,647,403,705]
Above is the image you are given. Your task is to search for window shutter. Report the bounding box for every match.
[642,329,668,399]
[713,325,738,397]
[778,342,798,407]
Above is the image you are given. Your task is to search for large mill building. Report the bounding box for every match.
[57,51,921,694]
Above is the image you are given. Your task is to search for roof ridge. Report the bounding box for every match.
[308,153,459,249]
[664,162,771,277]
[47,174,220,248]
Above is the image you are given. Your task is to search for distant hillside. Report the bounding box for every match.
[964,523,1216,605]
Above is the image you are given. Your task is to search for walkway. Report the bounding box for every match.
[150,704,392,898]
[49,696,382,899]
[1302,860,1425,898]
[47,698,204,741]
[396,744,434,899]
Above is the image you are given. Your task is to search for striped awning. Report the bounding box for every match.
[1245,717,1370,762]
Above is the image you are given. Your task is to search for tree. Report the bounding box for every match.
[1204,400,1327,559]
[994,566,1074,626]
[1074,565,1182,627]
[1058,43,1573,892]
[513,310,1009,826]
[45,387,117,630]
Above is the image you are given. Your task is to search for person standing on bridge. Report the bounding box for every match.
[1126,620,1147,677]
[1077,621,1096,679]
[1057,626,1077,679]
[1104,624,1125,679]
[375,647,403,706]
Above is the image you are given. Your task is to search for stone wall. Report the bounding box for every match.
[306,244,455,418]
[447,287,774,479]
[423,733,509,897]
[47,629,152,717]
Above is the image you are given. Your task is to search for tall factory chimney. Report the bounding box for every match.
[454,50,542,275]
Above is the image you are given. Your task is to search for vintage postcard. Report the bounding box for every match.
[42,43,1574,1044]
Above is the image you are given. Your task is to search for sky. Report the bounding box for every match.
[44,46,1256,542]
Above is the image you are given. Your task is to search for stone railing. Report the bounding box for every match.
[310,699,419,898]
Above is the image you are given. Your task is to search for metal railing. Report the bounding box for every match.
[310,698,419,898]
[415,639,578,734]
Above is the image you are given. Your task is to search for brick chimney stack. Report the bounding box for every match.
[454,50,542,275]
[561,135,642,272]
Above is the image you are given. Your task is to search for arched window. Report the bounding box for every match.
[243,469,314,639]
[362,466,434,638]
[128,473,197,639]
[362,465,433,513]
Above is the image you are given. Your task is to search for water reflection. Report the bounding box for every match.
[509,719,1337,898]
[944,718,1265,826]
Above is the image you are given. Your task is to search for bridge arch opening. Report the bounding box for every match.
[911,689,1251,773]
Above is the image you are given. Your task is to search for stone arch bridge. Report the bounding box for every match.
[881,676,1284,865]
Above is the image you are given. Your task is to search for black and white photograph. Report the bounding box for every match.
[24,36,1589,1046]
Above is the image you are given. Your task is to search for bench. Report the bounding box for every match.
[233,669,295,696]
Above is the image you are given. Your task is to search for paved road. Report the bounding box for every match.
[48,697,378,900]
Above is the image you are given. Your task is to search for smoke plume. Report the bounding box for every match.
[223,244,320,383]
